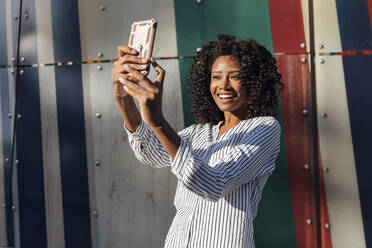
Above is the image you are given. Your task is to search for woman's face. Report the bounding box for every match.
[210,55,247,116]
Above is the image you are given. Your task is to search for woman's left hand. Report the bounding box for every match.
[121,58,166,128]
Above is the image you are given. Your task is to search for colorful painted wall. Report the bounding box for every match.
[0,0,371,247]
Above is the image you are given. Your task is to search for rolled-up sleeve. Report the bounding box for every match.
[124,121,193,168]
[124,121,172,168]
[170,121,281,201]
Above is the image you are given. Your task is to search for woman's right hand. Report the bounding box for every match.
[112,45,150,102]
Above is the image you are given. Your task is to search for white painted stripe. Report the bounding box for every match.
[314,0,342,53]
[34,0,65,247]
[314,1,366,246]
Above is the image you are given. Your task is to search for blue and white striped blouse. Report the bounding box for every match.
[124,116,281,248]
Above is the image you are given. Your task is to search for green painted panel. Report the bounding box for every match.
[254,103,297,248]
[173,1,297,247]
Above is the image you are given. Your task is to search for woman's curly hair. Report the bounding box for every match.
[187,34,283,125]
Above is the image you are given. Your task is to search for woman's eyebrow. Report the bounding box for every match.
[212,70,241,73]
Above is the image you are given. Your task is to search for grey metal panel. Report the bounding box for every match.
[0,68,7,246]
[79,0,183,247]
[77,0,180,60]
[81,60,183,248]
[38,65,65,248]
[2,0,18,245]
[34,0,65,247]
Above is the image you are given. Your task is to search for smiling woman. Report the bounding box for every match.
[111,34,284,248]
[188,34,283,126]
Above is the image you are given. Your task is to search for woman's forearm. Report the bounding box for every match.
[151,117,181,160]
[116,96,141,133]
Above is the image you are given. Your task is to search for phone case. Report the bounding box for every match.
[128,19,157,61]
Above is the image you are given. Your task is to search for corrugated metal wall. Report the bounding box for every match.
[1,0,372,247]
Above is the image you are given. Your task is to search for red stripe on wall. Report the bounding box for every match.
[268,0,306,53]
[368,0,372,30]
[268,0,315,247]
[268,0,333,247]
[276,54,317,248]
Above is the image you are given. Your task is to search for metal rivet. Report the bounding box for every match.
[2,204,6,208]
[12,57,16,62]
[19,70,24,75]
[5,158,9,163]
[302,109,309,116]
[97,65,103,70]
[306,219,312,225]
[319,58,325,64]
[14,160,20,166]
[321,112,327,118]
[98,52,104,58]
[8,113,12,118]
[324,223,330,229]
[14,15,18,20]
[16,114,22,119]
[20,57,25,63]
[196,47,201,52]
[99,5,105,11]
[94,161,100,166]
[197,0,203,3]
[11,206,16,211]
[301,57,307,63]
[319,44,324,49]
[323,167,329,173]
[96,113,102,118]
[300,43,306,49]
[93,210,99,217]
[24,12,29,19]
[304,164,310,170]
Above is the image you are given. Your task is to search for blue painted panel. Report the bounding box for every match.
[336,0,372,50]
[16,0,48,247]
[343,55,372,248]
[50,0,92,247]
[15,67,47,248]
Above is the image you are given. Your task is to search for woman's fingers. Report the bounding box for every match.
[114,55,148,67]
[151,58,165,84]
[112,72,137,85]
[122,79,153,102]
[112,63,149,74]
[117,45,138,57]
[126,66,159,93]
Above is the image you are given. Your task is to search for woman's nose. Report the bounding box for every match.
[218,76,230,89]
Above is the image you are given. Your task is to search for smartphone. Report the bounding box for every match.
[128,19,157,74]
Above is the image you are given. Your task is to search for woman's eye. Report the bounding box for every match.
[212,75,221,79]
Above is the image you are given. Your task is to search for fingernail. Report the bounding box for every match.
[142,58,148,63]
[119,77,125,83]
[123,85,128,91]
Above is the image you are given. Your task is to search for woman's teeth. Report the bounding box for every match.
[218,94,235,99]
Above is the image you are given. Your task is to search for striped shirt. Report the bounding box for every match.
[124,116,281,248]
